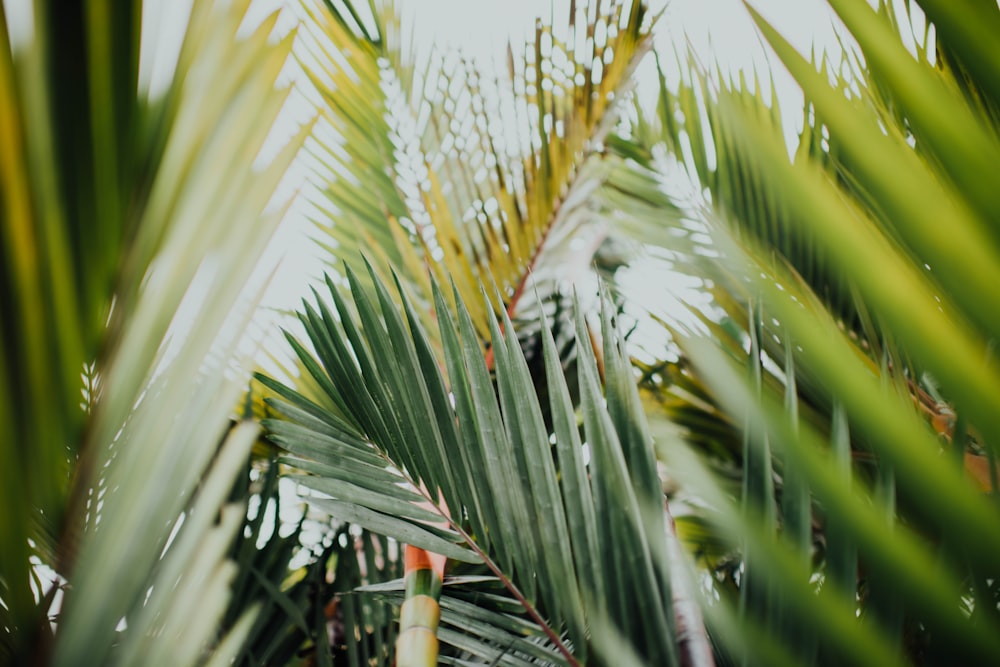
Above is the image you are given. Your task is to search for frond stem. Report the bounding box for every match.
[409,482,581,667]
[484,180,569,371]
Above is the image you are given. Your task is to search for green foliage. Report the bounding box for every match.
[297,0,655,348]
[626,0,1000,663]
[0,0,303,663]
[270,0,1000,665]
[6,0,1000,665]
[260,267,688,664]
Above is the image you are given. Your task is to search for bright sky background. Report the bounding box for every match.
[0,0,850,377]
[402,0,841,66]
[0,0,855,326]
[255,0,846,327]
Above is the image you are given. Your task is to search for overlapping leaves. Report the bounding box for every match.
[615,0,1000,663]
[296,0,654,347]
[0,0,304,662]
[259,265,689,665]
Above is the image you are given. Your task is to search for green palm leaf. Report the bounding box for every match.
[613,0,1000,663]
[1,0,304,662]
[259,264,700,665]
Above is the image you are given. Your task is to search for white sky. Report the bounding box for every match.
[402,0,841,65]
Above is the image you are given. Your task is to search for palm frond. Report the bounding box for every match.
[0,0,304,661]
[222,455,332,667]
[614,0,1000,663]
[361,579,574,667]
[259,264,698,665]
[298,0,655,347]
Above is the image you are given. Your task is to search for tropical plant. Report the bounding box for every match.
[631,1,1000,664]
[6,0,1000,665]
[263,1,709,664]
[0,0,306,663]
[260,0,1000,665]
